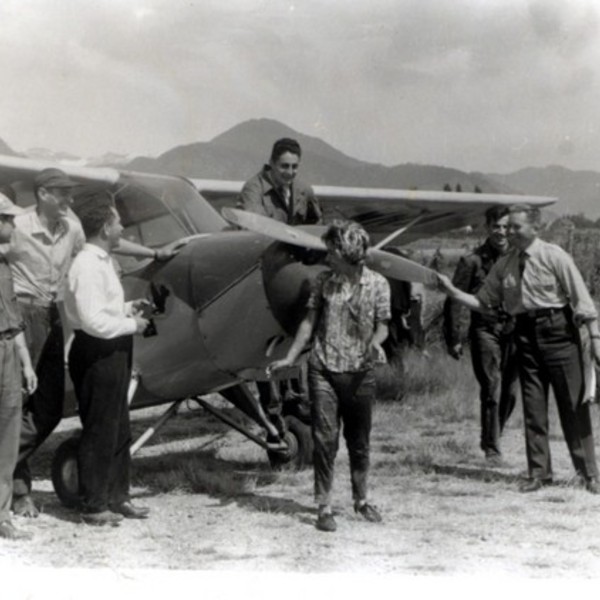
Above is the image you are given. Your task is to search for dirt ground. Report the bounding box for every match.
[3,355,600,595]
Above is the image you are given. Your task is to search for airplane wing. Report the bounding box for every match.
[0,154,228,253]
[223,207,438,284]
[193,178,556,242]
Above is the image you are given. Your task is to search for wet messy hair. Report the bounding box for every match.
[270,138,302,162]
[322,220,371,265]
[485,205,509,225]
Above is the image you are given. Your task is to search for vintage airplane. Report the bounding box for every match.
[0,153,556,506]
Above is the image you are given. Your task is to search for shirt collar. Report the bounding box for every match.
[83,242,110,261]
[522,236,542,257]
[30,208,68,238]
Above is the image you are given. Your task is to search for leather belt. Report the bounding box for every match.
[517,306,567,320]
[16,295,56,309]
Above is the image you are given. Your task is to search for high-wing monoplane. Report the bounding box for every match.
[0,154,556,506]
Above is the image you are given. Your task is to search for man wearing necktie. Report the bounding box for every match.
[438,204,600,493]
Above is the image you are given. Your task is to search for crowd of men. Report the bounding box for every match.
[0,137,598,539]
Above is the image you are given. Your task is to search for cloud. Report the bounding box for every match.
[0,0,599,172]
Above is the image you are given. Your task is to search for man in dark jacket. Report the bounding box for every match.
[238,138,322,440]
[443,206,519,464]
[238,137,321,225]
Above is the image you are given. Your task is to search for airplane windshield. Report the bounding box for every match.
[112,171,225,273]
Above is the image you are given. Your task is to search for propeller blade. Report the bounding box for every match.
[222,207,327,250]
[367,248,438,285]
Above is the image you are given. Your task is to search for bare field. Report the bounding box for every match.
[2,349,600,584]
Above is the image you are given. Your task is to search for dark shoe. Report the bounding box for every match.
[81,510,124,526]
[0,520,32,540]
[110,501,150,519]
[585,478,600,494]
[316,512,337,532]
[11,494,39,518]
[519,478,552,493]
[354,502,382,523]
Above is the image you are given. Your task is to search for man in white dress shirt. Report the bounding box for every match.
[65,193,149,526]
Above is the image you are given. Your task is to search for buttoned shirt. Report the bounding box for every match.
[0,257,24,335]
[3,207,85,304]
[65,244,137,339]
[237,165,322,225]
[476,237,597,320]
[307,266,391,373]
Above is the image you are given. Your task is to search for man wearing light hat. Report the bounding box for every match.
[6,168,183,517]
[0,194,37,539]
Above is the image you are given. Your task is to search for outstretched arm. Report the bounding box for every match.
[267,310,318,375]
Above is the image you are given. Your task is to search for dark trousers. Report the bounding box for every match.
[515,309,598,481]
[69,331,133,513]
[470,326,519,457]
[308,365,374,506]
[0,338,22,521]
[13,302,65,497]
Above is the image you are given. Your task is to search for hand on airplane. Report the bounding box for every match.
[154,239,189,261]
[131,298,151,314]
[132,312,150,335]
[22,365,38,395]
[448,343,463,361]
[435,273,453,293]
[266,357,294,378]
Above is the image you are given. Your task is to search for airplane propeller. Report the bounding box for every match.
[222,207,438,285]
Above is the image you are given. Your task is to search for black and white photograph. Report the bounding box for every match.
[1,0,600,595]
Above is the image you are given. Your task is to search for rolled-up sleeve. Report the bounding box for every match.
[374,276,391,323]
[553,249,597,321]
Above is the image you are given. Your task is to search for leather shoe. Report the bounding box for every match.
[110,501,150,519]
[0,520,32,540]
[585,478,600,494]
[316,512,337,532]
[81,510,123,526]
[11,494,39,518]
[354,502,382,523]
[519,478,552,493]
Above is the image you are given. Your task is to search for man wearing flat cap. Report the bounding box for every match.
[0,194,37,539]
[6,168,184,517]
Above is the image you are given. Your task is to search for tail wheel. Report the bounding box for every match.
[51,435,81,508]
[268,415,313,470]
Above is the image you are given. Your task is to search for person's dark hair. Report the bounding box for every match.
[270,138,302,162]
[508,204,541,226]
[484,205,509,225]
[0,185,16,203]
[73,192,116,239]
[322,220,370,265]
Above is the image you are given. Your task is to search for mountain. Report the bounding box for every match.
[126,118,511,194]
[484,166,600,218]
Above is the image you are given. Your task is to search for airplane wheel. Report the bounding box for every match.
[268,415,313,470]
[51,435,81,508]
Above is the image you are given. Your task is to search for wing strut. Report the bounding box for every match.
[373,211,427,250]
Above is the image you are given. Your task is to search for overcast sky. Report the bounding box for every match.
[1,0,599,173]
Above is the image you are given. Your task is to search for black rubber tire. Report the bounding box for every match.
[268,415,313,470]
[51,435,81,508]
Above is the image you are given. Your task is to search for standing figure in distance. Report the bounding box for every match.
[443,206,519,464]
[269,221,390,532]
